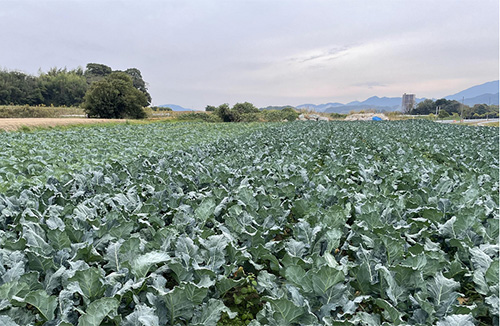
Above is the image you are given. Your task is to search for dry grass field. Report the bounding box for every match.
[0,118,127,131]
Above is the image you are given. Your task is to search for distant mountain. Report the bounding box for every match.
[445,80,499,101]
[296,102,344,111]
[462,93,499,106]
[298,97,426,113]
[324,105,394,114]
[294,80,498,113]
[159,104,194,111]
[297,102,398,113]
[347,96,402,107]
[261,105,295,110]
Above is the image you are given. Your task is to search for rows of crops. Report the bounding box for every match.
[0,121,498,325]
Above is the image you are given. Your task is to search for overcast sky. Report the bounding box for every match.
[1,0,498,109]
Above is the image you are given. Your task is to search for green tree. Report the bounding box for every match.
[212,102,264,122]
[486,105,499,118]
[82,72,148,119]
[280,107,299,121]
[39,67,88,106]
[124,68,151,105]
[214,103,234,122]
[205,105,217,112]
[0,70,43,105]
[435,98,461,114]
[438,109,450,119]
[84,63,112,84]
[411,99,435,115]
[472,104,488,116]
[232,102,259,114]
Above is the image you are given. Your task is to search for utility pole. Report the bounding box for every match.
[487,97,490,121]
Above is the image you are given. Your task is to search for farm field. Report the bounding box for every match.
[0,121,498,325]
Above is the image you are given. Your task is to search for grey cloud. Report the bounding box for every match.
[353,82,388,89]
[288,46,351,64]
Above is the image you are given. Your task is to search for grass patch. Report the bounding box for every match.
[18,125,32,132]
[481,121,499,127]
[7,119,153,133]
[0,105,85,118]
[33,119,151,132]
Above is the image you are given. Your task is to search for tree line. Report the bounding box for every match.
[206,102,298,122]
[0,63,151,108]
[410,98,499,119]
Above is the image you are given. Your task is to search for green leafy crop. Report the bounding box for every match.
[0,120,498,325]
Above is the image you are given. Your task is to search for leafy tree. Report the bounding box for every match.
[467,104,499,119]
[39,68,87,106]
[214,104,236,122]
[213,102,297,122]
[438,109,449,119]
[434,98,448,108]
[0,70,43,105]
[280,107,299,121]
[486,105,499,118]
[124,68,151,105]
[472,104,488,116]
[411,99,435,115]
[232,102,259,114]
[84,63,112,84]
[84,64,151,105]
[408,98,495,119]
[213,102,260,122]
[205,105,216,112]
[435,98,461,114]
[0,64,152,108]
[82,72,148,119]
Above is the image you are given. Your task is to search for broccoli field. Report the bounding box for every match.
[0,120,498,325]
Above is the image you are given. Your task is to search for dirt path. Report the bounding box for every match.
[0,118,127,131]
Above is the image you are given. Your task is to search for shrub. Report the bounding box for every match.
[212,102,296,122]
[214,104,237,122]
[233,102,259,114]
[261,108,298,122]
[238,112,261,122]
[280,107,299,121]
[261,110,283,122]
[177,112,221,122]
[438,110,450,119]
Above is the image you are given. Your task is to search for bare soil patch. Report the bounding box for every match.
[0,118,126,131]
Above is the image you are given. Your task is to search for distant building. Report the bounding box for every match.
[401,93,415,113]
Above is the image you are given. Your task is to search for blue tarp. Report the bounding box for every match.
[372,116,382,121]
